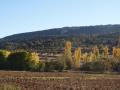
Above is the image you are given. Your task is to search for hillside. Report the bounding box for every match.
[1,24,120,41]
[0,24,120,52]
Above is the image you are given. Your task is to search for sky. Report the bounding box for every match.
[0,0,120,38]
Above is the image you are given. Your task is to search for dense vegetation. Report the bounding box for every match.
[0,40,120,73]
[0,50,41,71]
[61,41,120,72]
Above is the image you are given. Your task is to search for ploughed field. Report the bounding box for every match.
[0,71,120,90]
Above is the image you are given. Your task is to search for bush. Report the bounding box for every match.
[80,62,92,71]
[61,55,73,70]
[44,61,64,72]
[7,51,40,71]
[81,61,106,72]
[91,61,106,72]
[27,52,40,71]
[111,60,120,72]
[35,62,45,72]
[0,50,10,69]
[80,59,120,72]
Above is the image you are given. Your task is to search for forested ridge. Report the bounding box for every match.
[0,24,120,52]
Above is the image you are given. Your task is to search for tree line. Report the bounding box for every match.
[62,41,120,72]
[0,41,120,72]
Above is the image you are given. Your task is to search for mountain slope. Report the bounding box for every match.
[1,24,120,41]
[0,24,120,51]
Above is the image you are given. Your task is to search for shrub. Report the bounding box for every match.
[35,61,45,72]
[111,60,120,72]
[80,62,93,71]
[91,61,106,72]
[44,61,64,72]
[27,52,40,71]
[80,61,106,72]
[7,51,40,71]
[0,50,10,69]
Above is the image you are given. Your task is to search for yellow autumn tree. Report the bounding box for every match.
[63,41,73,69]
[81,53,88,62]
[88,52,96,62]
[74,47,81,69]
[92,46,100,60]
[28,52,40,64]
[112,47,117,58]
[116,48,120,59]
[103,46,109,59]
[112,47,120,59]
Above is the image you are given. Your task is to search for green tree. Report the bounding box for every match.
[0,50,10,69]
[7,51,40,71]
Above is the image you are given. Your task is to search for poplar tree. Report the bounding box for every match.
[74,47,81,69]
[63,41,73,69]
[103,46,109,59]
[92,46,100,60]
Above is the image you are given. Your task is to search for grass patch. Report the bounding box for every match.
[0,84,21,90]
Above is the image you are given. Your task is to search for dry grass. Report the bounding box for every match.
[0,71,119,90]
